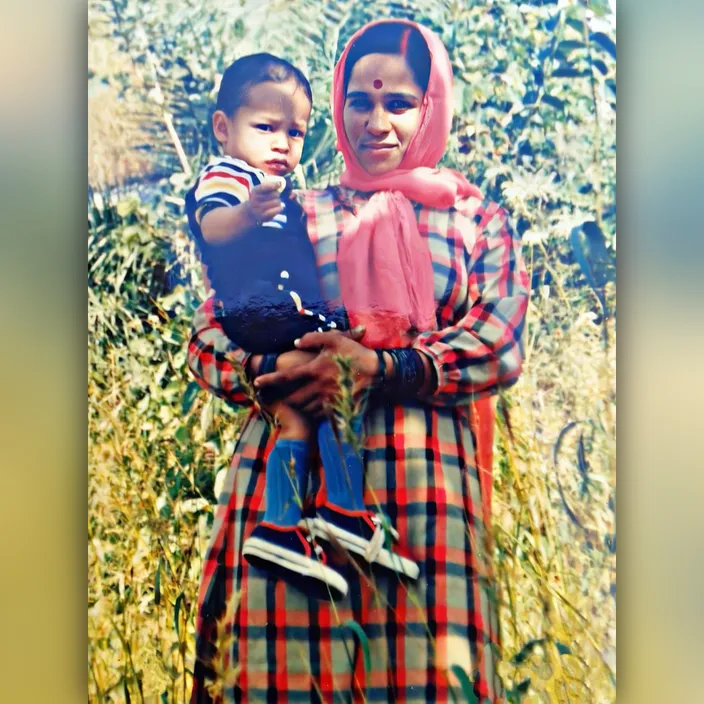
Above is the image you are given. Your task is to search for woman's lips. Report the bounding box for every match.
[361,144,396,159]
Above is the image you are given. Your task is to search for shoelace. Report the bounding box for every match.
[364,522,386,563]
[364,514,400,563]
[306,534,326,563]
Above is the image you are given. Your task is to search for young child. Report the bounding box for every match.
[185,54,418,600]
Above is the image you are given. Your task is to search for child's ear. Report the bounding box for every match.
[212,110,229,144]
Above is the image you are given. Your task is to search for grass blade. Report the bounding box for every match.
[344,619,371,682]
[174,592,185,636]
[155,556,162,606]
[450,664,478,703]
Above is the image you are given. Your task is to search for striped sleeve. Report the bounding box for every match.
[187,297,254,407]
[413,199,530,406]
[192,159,261,225]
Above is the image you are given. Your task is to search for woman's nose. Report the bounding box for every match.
[365,106,390,134]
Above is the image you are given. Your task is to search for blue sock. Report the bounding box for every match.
[318,417,365,511]
[263,439,309,526]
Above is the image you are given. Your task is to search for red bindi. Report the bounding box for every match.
[373,79,383,89]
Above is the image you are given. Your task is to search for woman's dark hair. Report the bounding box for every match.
[342,22,431,96]
[215,53,313,116]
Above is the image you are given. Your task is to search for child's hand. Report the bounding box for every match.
[246,181,284,225]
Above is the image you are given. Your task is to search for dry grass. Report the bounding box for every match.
[88,14,161,188]
[87,2,615,696]
[88,267,615,702]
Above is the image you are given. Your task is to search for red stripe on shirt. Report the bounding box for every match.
[202,170,252,194]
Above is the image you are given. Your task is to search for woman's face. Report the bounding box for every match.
[343,53,424,175]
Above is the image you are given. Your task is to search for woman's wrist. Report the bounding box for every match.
[373,349,435,400]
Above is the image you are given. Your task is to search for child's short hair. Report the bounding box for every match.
[215,53,313,117]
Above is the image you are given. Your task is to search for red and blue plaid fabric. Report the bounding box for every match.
[187,187,529,703]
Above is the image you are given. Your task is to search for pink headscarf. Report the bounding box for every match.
[332,19,483,347]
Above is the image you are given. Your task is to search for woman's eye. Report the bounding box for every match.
[349,98,372,111]
[255,124,272,132]
[388,99,413,112]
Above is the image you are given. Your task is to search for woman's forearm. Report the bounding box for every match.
[413,204,529,407]
[186,299,255,407]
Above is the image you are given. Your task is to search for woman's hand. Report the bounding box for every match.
[254,327,378,415]
[276,349,317,372]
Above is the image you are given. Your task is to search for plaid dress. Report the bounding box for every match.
[187,187,529,703]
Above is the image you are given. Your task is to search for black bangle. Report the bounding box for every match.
[383,348,426,400]
[374,349,387,388]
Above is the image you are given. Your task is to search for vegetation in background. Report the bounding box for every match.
[88,1,616,700]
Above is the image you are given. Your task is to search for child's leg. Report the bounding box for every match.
[314,415,420,581]
[263,403,311,526]
[317,415,366,512]
[245,403,351,600]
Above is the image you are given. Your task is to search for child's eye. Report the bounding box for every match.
[255,124,272,132]
[289,129,305,138]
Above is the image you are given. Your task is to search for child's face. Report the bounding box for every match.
[213,79,311,176]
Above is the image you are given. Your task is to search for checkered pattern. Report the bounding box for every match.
[187,187,529,703]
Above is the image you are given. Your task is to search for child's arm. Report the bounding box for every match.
[201,264,212,294]
[200,181,284,245]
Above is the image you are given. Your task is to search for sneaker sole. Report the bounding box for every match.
[308,517,420,581]
[242,537,349,599]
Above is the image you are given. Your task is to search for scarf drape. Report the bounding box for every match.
[332,19,483,347]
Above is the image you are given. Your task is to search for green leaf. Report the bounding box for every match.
[174,592,185,636]
[450,665,478,703]
[588,0,612,17]
[551,67,585,78]
[565,17,585,34]
[122,224,149,244]
[181,381,201,415]
[591,58,609,76]
[556,40,584,57]
[174,426,189,446]
[507,678,531,702]
[344,620,371,681]
[556,641,572,656]
[590,31,616,60]
[541,94,565,111]
[116,198,138,218]
[510,638,545,665]
[570,220,614,300]
[155,557,163,606]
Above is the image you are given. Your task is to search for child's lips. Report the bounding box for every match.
[266,160,289,174]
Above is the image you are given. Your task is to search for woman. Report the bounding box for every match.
[187,19,529,703]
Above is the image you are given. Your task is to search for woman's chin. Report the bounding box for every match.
[360,154,401,176]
